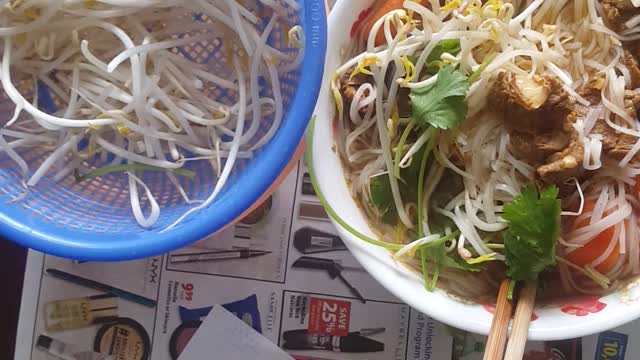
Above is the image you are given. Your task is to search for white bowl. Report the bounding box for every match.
[311,0,640,340]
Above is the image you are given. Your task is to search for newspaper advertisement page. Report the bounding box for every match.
[15,161,462,360]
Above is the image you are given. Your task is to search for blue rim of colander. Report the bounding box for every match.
[0,0,328,261]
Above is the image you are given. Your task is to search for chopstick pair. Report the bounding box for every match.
[483,279,537,360]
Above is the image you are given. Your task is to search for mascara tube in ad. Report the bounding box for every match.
[282,330,384,353]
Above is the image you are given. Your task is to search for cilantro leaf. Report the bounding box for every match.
[409,65,469,130]
[427,39,461,63]
[369,174,397,224]
[420,233,481,291]
[425,39,461,74]
[503,186,561,281]
[407,39,461,75]
[422,233,482,272]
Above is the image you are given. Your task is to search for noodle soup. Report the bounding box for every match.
[310,0,640,339]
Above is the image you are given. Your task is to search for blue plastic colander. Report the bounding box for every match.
[0,0,327,260]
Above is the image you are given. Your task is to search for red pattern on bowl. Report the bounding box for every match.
[559,296,607,317]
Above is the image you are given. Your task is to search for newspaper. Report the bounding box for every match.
[16,159,626,360]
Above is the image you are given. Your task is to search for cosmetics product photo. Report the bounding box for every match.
[37,335,114,360]
[168,320,202,360]
[292,256,366,303]
[298,202,330,222]
[93,318,150,360]
[282,330,385,353]
[178,294,262,332]
[301,173,316,196]
[46,268,156,308]
[45,294,118,332]
[293,227,347,254]
[169,249,271,264]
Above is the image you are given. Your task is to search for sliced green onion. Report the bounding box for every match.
[305,116,404,251]
[393,120,414,178]
[468,52,496,84]
[417,133,432,289]
[75,164,195,183]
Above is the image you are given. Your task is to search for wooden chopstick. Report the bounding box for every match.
[483,278,513,360]
[504,280,537,360]
[483,279,538,360]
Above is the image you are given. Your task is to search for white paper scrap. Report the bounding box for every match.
[178,305,294,360]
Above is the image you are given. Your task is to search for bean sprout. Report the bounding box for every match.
[0,0,304,229]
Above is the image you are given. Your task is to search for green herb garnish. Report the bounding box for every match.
[409,65,470,130]
[503,185,561,284]
[370,128,435,225]
[369,173,397,224]
[425,39,461,74]
[408,39,462,75]
[393,121,415,178]
[415,135,480,290]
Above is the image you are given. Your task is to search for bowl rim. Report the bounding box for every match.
[0,0,328,261]
[309,0,640,340]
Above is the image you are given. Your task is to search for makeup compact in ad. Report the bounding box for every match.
[93,318,150,360]
[36,335,113,360]
[169,320,202,360]
[45,294,118,332]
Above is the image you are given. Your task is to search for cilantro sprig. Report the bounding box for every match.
[503,186,561,297]
[409,65,470,130]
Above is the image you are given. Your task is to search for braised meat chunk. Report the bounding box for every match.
[624,50,640,89]
[591,90,640,161]
[338,64,413,120]
[592,119,640,160]
[490,72,570,132]
[601,0,640,32]
[339,66,372,118]
[490,72,583,188]
[508,131,570,164]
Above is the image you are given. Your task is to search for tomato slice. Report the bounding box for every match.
[362,0,428,47]
[565,200,619,274]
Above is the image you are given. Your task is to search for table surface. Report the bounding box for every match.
[1,239,27,359]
